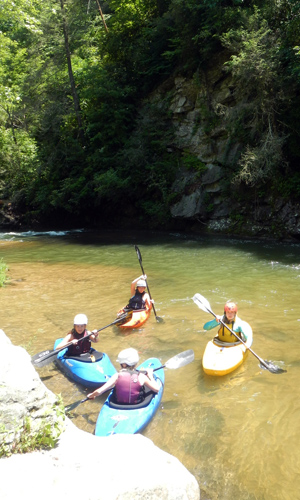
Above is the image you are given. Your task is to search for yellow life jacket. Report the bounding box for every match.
[218,322,239,343]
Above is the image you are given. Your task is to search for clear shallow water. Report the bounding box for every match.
[1,229,299,499]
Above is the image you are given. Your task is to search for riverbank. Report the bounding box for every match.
[1,199,300,243]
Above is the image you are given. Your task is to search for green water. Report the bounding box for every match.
[0,229,299,500]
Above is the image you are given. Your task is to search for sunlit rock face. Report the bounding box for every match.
[0,330,65,453]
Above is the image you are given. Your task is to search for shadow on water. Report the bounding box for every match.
[61,228,300,266]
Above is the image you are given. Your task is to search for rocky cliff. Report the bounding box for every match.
[150,62,300,241]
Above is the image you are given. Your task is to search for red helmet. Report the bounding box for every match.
[224,302,238,313]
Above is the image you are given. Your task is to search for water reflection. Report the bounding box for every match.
[0,229,299,499]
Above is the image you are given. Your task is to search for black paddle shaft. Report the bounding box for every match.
[32,312,131,367]
[134,245,161,322]
[207,306,286,374]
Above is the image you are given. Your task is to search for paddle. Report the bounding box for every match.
[65,396,90,412]
[140,349,195,372]
[64,349,195,412]
[31,312,132,368]
[193,293,286,374]
[134,245,163,323]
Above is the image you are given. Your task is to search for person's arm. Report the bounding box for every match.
[140,369,160,393]
[234,318,253,342]
[87,373,118,399]
[203,318,220,331]
[55,332,74,350]
[143,293,153,310]
[90,329,99,343]
[130,274,147,295]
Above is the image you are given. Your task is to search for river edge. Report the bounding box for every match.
[1,219,300,246]
[1,199,300,244]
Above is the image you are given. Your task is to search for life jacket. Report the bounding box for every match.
[218,320,240,343]
[126,290,146,310]
[67,329,91,356]
[114,369,144,404]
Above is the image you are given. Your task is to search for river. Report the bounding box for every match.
[0,228,299,500]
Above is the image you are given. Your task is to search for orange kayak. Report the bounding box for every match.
[118,308,151,330]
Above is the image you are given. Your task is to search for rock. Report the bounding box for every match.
[0,421,200,500]
[0,331,200,500]
[201,164,223,186]
[0,331,64,451]
[171,190,204,218]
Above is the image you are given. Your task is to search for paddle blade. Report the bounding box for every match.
[164,349,195,370]
[65,397,89,412]
[31,349,58,367]
[113,311,133,326]
[259,360,287,374]
[193,293,212,314]
[31,350,52,363]
[135,245,142,263]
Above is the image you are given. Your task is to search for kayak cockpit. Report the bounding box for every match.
[108,389,156,410]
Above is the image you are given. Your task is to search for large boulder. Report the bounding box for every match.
[0,330,65,454]
[0,331,200,500]
[0,422,200,500]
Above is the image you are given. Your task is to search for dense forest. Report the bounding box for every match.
[1,0,300,233]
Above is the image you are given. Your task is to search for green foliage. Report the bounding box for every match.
[234,132,285,186]
[0,404,65,458]
[93,169,130,200]
[220,8,289,186]
[221,11,278,100]
[0,0,300,228]
[181,152,207,176]
[273,172,300,201]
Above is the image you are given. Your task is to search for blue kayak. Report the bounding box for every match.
[53,338,117,388]
[94,357,165,436]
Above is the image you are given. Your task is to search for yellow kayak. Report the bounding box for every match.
[202,336,253,376]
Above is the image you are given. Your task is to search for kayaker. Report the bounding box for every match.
[87,347,160,404]
[203,301,253,343]
[55,313,99,355]
[118,274,153,316]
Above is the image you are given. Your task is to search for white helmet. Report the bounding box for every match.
[136,279,146,288]
[116,348,139,366]
[74,313,88,325]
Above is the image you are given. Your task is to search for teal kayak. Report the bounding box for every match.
[53,338,117,388]
[94,357,165,436]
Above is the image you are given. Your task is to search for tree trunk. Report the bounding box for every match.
[95,0,109,33]
[60,0,84,141]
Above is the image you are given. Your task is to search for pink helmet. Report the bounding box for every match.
[224,302,238,313]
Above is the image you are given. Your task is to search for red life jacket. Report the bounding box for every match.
[67,329,91,356]
[115,369,144,404]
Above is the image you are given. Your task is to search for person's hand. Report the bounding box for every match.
[216,315,222,322]
[150,299,154,304]
[142,274,147,280]
[92,329,98,337]
[145,368,154,378]
[71,339,78,344]
[87,392,96,399]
